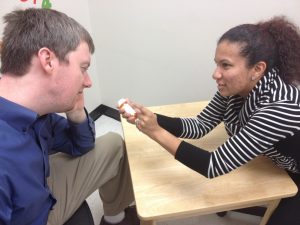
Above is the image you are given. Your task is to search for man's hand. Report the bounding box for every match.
[66,93,87,123]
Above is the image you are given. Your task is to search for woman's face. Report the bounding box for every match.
[213,40,257,97]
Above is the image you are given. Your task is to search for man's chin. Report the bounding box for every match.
[56,104,75,114]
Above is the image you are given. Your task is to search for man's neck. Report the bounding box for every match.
[0,73,45,115]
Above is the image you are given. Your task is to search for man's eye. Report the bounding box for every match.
[81,67,88,72]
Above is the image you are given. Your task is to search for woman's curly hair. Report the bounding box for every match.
[218,16,300,85]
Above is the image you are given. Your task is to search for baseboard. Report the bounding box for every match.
[89,104,120,122]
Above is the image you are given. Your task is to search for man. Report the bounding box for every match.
[0,8,138,225]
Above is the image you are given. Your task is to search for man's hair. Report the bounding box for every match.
[0,8,95,75]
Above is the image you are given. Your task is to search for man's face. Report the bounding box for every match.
[53,42,92,112]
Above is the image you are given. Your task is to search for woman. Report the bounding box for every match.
[120,16,300,225]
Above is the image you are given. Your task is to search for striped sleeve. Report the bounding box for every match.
[180,92,227,139]
[156,92,227,138]
[208,102,300,178]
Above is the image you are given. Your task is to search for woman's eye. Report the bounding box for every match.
[222,63,231,69]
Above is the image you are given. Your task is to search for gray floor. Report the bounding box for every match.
[87,115,262,225]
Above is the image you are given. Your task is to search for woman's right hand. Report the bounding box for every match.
[119,99,181,156]
[118,99,161,137]
[118,98,138,124]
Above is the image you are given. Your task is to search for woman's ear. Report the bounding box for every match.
[251,61,267,81]
[38,47,55,74]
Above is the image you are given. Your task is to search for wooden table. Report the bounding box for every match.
[121,101,298,225]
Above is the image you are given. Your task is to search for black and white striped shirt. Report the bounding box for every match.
[157,69,300,178]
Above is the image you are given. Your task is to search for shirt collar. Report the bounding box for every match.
[0,97,39,132]
[248,68,280,100]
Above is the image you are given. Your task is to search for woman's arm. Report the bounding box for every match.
[156,92,228,139]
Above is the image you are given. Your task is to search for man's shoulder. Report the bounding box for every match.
[0,119,19,134]
[0,119,23,150]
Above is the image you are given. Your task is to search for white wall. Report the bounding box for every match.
[89,0,300,107]
[0,0,102,112]
[1,1,300,110]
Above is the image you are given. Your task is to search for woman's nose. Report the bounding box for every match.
[212,67,222,80]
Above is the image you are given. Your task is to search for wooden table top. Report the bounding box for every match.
[121,101,298,221]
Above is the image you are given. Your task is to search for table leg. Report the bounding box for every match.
[259,199,281,225]
[140,220,156,225]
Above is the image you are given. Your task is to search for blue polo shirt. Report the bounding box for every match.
[0,97,95,225]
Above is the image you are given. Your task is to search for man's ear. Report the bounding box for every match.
[38,47,55,74]
[251,61,267,81]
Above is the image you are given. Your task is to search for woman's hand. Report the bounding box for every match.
[118,98,137,124]
[119,99,181,156]
[118,99,161,138]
